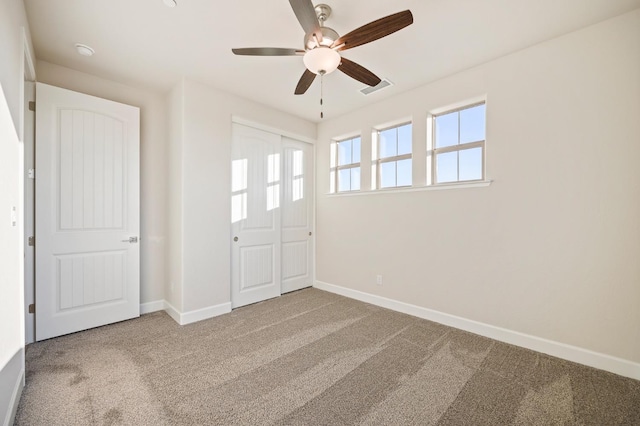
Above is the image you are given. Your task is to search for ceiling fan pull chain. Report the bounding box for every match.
[320,72,324,119]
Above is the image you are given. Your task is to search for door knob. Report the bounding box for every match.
[122,236,138,243]
[233,236,239,242]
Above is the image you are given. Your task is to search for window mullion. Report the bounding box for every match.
[433,141,483,155]
[378,153,411,163]
[457,111,460,181]
[336,163,360,171]
[395,127,400,186]
[431,116,436,185]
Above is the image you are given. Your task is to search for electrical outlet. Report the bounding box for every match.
[376,275,383,285]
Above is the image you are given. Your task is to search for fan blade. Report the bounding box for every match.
[295,69,316,95]
[332,10,413,52]
[289,0,322,43]
[338,57,382,87]
[232,47,304,56]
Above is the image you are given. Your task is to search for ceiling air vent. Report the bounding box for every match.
[359,79,393,95]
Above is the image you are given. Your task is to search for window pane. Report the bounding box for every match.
[397,159,412,186]
[380,161,397,188]
[338,168,351,191]
[352,138,361,163]
[435,112,458,148]
[338,140,352,166]
[437,151,458,183]
[351,167,361,191]
[460,104,485,144]
[459,147,483,181]
[398,124,412,155]
[379,128,397,158]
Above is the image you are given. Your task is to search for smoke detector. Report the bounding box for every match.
[74,43,95,57]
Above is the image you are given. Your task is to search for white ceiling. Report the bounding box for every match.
[24,0,640,123]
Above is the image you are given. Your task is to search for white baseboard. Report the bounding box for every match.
[163,300,232,326]
[314,280,640,381]
[1,349,24,426]
[140,300,165,315]
[163,301,182,324]
[5,369,24,426]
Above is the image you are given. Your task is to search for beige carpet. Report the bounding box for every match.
[15,288,640,425]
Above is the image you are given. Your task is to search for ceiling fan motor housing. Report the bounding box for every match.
[304,26,339,50]
[314,4,332,22]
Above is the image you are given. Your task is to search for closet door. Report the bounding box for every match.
[281,137,314,293]
[231,124,281,308]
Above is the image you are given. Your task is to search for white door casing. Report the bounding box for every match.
[35,83,140,341]
[281,137,314,294]
[231,123,282,308]
[24,81,35,344]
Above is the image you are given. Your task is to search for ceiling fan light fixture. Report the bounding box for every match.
[303,47,340,75]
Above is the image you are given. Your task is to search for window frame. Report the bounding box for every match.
[429,102,486,185]
[331,136,361,193]
[373,121,413,190]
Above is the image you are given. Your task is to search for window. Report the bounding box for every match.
[373,122,412,189]
[330,136,361,192]
[430,103,485,184]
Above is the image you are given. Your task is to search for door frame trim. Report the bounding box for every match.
[231,116,316,145]
[22,27,36,344]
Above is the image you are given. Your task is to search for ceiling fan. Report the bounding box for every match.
[232,0,413,96]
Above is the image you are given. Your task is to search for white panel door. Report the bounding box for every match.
[281,137,314,293]
[35,83,140,341]
[231,123,281,308]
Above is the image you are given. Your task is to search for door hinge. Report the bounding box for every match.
[28,101,35,112]
[28,168,35,179]
[28,304,35,314]
[28,236,35,246]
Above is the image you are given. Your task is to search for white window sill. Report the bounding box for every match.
[327,180,493,197]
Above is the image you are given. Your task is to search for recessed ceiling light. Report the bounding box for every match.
[74,43,95,57]
[163,0,177,7]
